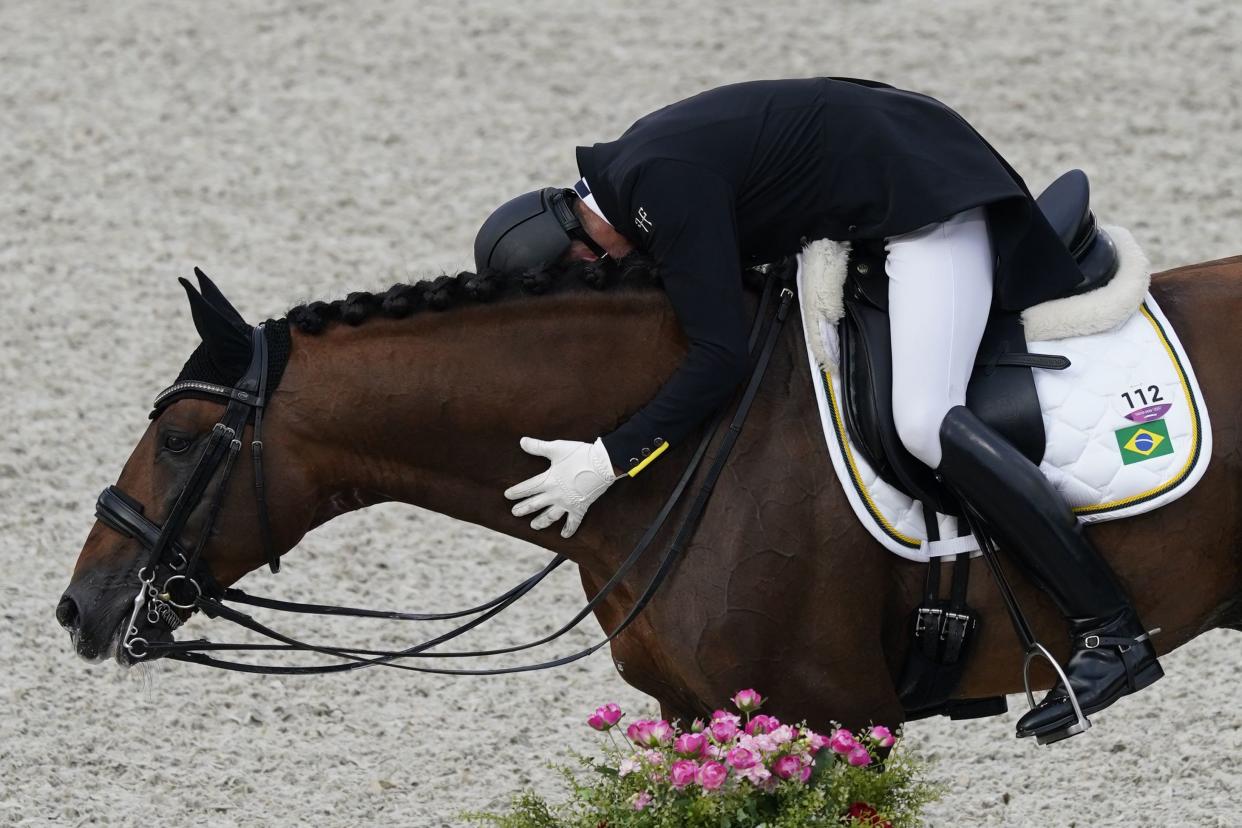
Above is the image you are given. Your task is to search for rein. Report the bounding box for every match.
[94,267,796,674]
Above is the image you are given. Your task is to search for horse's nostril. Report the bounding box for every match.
[56,594,81,632]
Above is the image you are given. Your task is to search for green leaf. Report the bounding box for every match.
[809,750,835,785]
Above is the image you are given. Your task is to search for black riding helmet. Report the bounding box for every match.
[474,187,607,274]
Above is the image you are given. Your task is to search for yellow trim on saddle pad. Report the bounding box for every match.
[1071,303,1201,514]
[821,301,1202,547]
[821,371,922,548]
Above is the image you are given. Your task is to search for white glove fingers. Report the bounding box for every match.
[511,493,554,517]
[519,436,557,459]
[530,505,566,531]
[504,472,548,501]
[506,437,618,536]
[560,512,583,539]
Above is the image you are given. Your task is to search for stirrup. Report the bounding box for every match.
[1022,642,1091,745]
[952,500,1095,745]
[1023,626,1162,744]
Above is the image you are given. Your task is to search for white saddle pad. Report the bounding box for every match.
[797,233,1212,562]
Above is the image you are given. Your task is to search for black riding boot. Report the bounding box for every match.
[937,406,1162,740]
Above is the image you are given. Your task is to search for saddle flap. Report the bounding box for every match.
[840,296,958,514]
[837,247,1047,508]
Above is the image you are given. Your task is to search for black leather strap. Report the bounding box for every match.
[978,353,1071,371]
[146,270,798,674]
[220,556,565,622]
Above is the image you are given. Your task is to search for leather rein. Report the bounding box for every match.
[94,268,796,675]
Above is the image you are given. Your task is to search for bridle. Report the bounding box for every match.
[96,323,277,660]
[92,267,796,675]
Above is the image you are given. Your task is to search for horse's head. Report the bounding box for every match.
[58,271,309,664]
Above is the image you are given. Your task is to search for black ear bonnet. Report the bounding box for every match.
[153,268,291,416]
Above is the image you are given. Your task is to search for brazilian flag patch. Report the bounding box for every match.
[1115,419,1175,465]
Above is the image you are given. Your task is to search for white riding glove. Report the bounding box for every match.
[504,437,618,538]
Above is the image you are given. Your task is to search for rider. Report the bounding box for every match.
[473,78,1161,740]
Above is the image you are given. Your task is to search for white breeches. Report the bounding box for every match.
[886,206,994,469]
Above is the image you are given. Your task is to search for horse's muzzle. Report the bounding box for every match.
[57,581,149,664]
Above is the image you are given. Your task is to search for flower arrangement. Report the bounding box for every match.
[466,689,938,827]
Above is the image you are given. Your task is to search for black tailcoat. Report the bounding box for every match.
[576,77,1081,470]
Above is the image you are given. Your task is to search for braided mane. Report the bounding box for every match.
[287,256,661,334]
[286,255,770,334]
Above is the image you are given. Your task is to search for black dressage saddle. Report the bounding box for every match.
[838,169,1119,513]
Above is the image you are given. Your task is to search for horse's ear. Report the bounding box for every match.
[180,277,252,377]
[193,267,248,328]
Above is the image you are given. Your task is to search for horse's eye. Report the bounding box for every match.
[163,435,192,454]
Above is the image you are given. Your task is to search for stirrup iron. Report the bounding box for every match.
[1022,642,1091,744]
[957,503,1094,745]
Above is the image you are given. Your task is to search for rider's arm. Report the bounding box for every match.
[602,160,750,476]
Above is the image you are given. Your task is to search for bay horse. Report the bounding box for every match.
[58,252,1242,732]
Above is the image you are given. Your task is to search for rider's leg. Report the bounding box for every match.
[937,407,1162,737]
[886,207,993,468]
[887,206,1162,739]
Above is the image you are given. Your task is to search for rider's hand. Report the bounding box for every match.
[504,437,618,538]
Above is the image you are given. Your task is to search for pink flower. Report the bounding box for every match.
[869,725,895,748]
[738,763,771,786]
[847,744,872,767]
[744,714,780,736]
[828,728,859,754]
[736,734,771,759]
[626,719,674,747]
[669,759,700,789]
[731,689,764,713]
[632,791,653,811]
[768,725,795,746]
[772,754,803,780]
[625,720,649,745]
[698,760,728,791]
[709,716,739,743]
[690,718,706,733]
[806,730,829,755]
[798,762,813,783]
[726,746,758,770]
[751,733,778,754]
[591,705,625,729]
[618,757,642,777]
[674,732,708,758]
[643,749,665,766]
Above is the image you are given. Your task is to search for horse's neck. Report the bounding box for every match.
[277,289,687,571]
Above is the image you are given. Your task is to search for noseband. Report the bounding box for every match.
[95,323,277,660]
[91,267,796,674]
